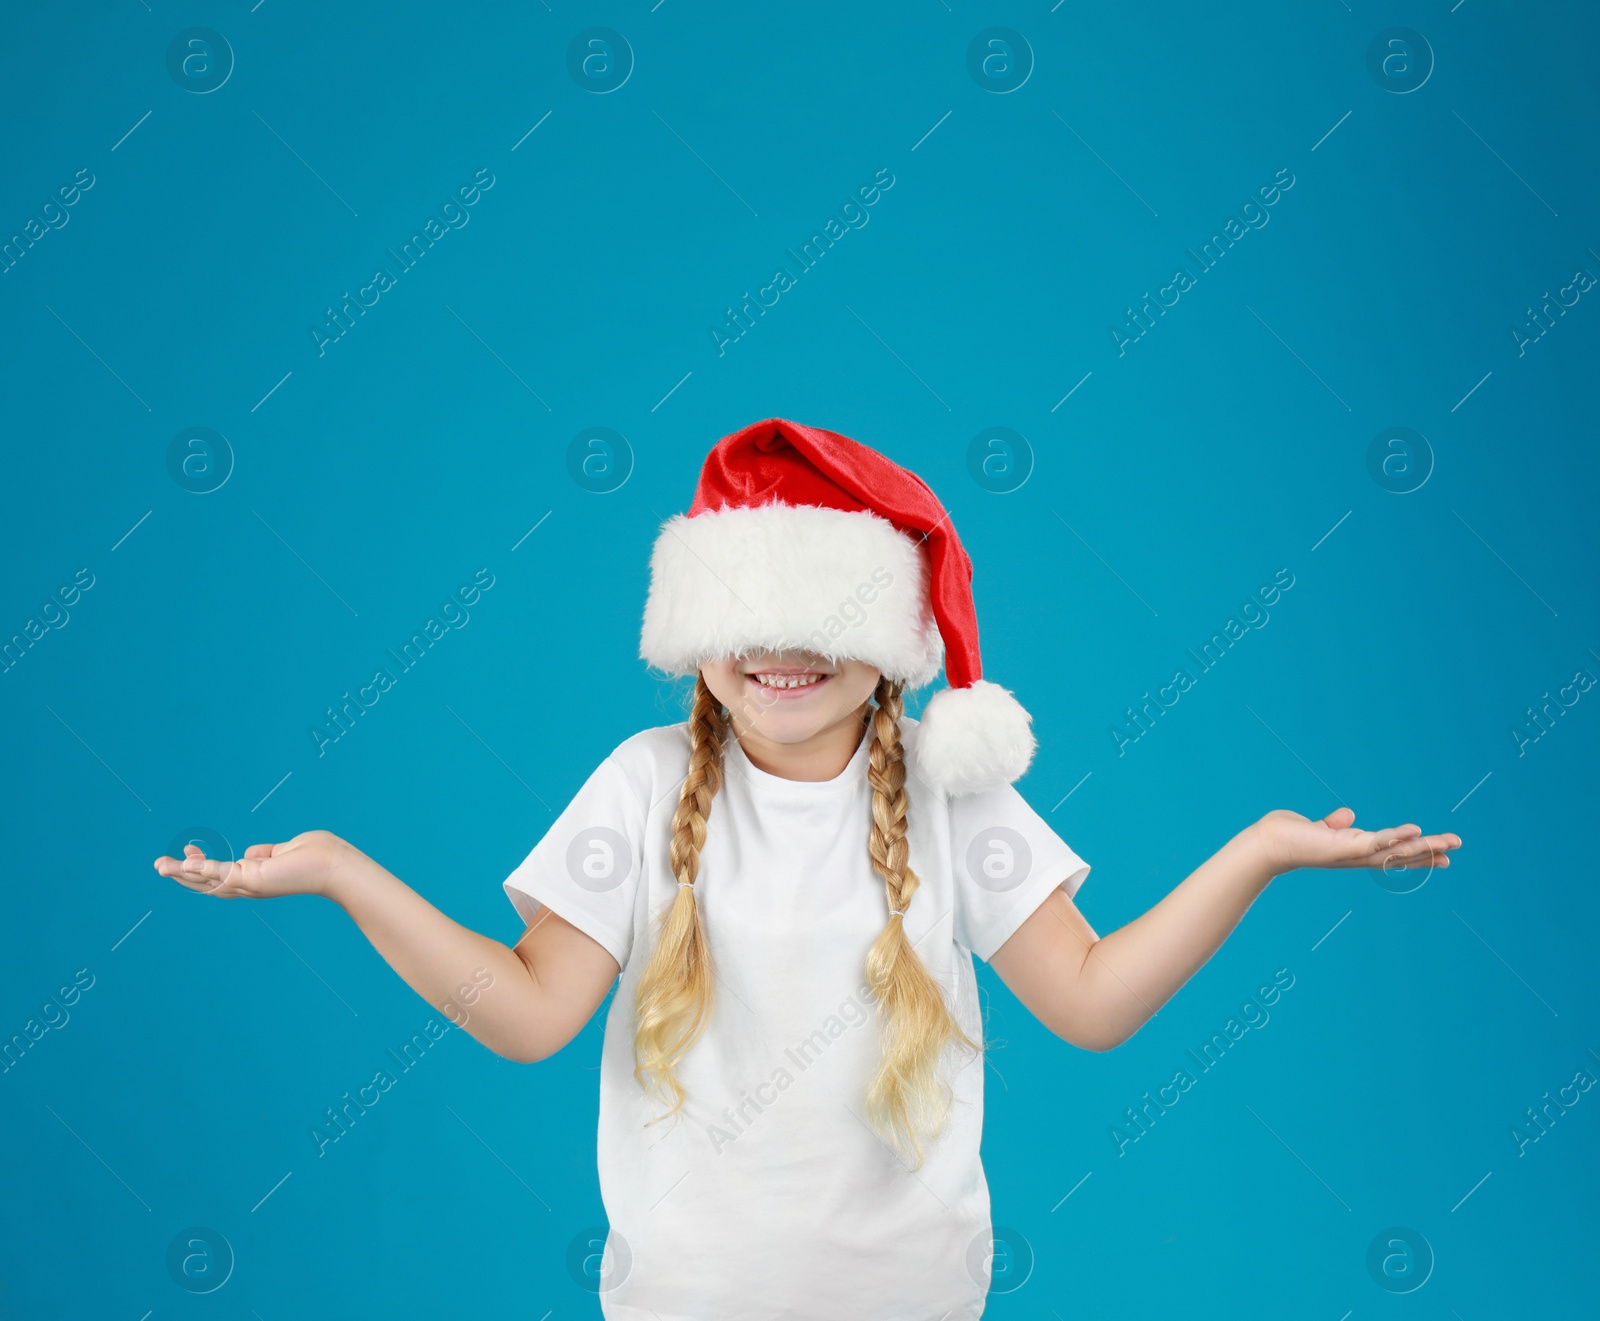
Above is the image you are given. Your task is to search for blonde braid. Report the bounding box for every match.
[863,677,981,1167]
[632,674,725,1119]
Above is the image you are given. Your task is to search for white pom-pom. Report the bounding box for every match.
[913,679,1035,795]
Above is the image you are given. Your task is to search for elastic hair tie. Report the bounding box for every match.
[678,881,694,889]
[888,908,906,917]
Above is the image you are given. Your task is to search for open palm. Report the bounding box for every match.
[1254,807,1460,876]
[151,829,353,899]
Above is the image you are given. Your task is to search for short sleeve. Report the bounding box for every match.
[949,783,1090,962]
[501,754,647,970]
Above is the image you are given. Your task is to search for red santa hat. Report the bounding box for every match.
[639,417,1035,795]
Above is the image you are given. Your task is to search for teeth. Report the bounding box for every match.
[753,672,823,689]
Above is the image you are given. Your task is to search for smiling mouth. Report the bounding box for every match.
[745,669,831,696]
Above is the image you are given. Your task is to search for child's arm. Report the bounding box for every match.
[153,831,620,1063]
[987,807,1460,1052]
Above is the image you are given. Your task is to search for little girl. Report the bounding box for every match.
[154,418,1460,1320]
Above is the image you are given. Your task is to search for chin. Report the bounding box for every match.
[733,686,852,744]
[743,706,845,745]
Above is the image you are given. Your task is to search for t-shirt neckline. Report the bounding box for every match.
[722,717,876,797]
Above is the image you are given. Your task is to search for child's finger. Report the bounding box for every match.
[1382,851,1453,872]
[1411,832,1460,855]
[1368,834,1449,869]
[1378,830,1459,856]
[1364,824,1422,854]
[153,856,227,892]
[180,854,243,890]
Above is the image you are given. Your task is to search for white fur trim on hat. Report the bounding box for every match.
[912,679,1035,795]
[640,502,944,686]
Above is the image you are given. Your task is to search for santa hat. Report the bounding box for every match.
[639,417,1034,795]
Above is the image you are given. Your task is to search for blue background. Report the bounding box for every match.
[2,3,1596,1317]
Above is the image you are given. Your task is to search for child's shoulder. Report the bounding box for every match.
[606,721,691,767]
[596,722,692,806]
[897,711,929,774]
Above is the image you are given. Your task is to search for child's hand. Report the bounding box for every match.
[152,829,359,900]
[1249,807,1460,878]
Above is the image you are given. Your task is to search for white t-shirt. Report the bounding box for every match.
[502,716,1089,1321]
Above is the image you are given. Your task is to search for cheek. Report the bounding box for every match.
[697,659,742,708]
[836,662,882,707]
